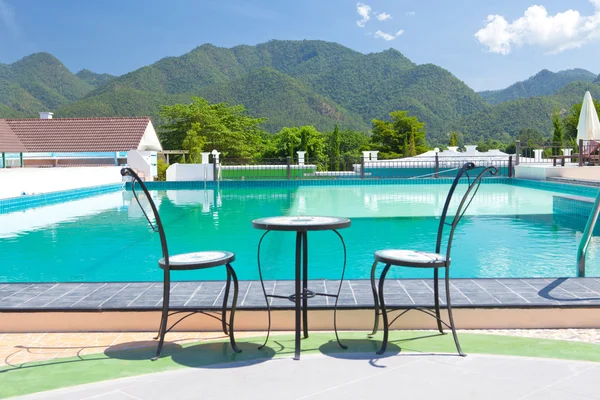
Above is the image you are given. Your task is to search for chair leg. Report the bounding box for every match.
[226,263,241,353]
[433,268,444,334]
[369,260,380,336]
[444,267,465,357]
[376,264,392,355]
[153,269,171,361]
[302,232,309,339]
[222,267,232,335]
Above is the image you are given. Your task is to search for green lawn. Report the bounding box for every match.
[1,331,599,398]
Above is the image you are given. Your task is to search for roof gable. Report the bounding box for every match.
[5,117,154,152]
[0,119,26,152]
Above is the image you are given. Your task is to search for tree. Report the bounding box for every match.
[327,124,342,170]
[299,126,326,160]
[551,107,563,155]
[449,132,459,147]
[370,110,428,158]
[272,127,302,159]
[159,96,265,160]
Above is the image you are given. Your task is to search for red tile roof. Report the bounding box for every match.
[0,119,26,152]
[2,117,152,152]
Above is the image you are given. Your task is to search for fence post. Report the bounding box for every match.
[515,140,520,165]
[579,139,584,167]
[508,156,513,178]
[212,155,217,181]
[434,153,439,178]
[360,156,365,179]
[286,156,291,180]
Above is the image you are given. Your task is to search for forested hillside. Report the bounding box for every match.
[1,40,599,146]
[0,53,94,113]
[75,69,116,87]
[479,69,596,105]
[461,82,600,141]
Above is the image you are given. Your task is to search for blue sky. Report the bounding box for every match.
[0,0,599,91]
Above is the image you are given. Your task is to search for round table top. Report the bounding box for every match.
[252,216,351,232]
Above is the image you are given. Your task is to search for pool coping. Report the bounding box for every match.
[1,277,599,313]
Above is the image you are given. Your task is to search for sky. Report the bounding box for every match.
[0,0,599,91]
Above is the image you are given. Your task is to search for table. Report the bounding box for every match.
[252,216,351,360]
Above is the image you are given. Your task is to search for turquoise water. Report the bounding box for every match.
[1,183,599,282]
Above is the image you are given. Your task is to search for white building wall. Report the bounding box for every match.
[137,121,163,151]
[0,167,123,200]
[166,164,214,181]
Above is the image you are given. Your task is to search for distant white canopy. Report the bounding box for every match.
[577,91,600,142]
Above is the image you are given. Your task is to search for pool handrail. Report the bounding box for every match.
[577,188,600,277]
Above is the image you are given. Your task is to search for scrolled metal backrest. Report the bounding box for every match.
[435,163,498,262]
[121,167,170,265]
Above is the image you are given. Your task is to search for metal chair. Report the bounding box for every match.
[121,167,241,360]
[369,162,497,356]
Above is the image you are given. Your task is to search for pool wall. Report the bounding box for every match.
[0,183,123,214]
[2,177,599,215]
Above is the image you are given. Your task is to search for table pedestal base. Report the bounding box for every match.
[257,230,347,360]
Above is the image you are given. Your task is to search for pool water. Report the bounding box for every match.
[1,183,599,282]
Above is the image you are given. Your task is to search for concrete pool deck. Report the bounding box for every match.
[3,331,600,399]
[13,353,600,400]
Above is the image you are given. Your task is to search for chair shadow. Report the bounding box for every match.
[538,278,600,302]
[104,341,183,360]
[169,341,276,369]
[318,339,401,362]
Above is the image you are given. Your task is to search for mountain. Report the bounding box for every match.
[75,69,116,87]
[198,67,368,133]
[595,74,600,84]
[479,69,597,105]
[462,81,600,141]
[57,40,486,142]
[1,41,599,147]
[0,53,94,114]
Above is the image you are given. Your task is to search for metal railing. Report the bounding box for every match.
[216,155,513,181]
[513,139,600,166]
[577,188,600,277]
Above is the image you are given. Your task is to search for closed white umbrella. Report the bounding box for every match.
[577,91,600,142]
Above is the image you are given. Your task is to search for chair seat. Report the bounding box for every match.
[159,251,235,270]
[374,249,447,268]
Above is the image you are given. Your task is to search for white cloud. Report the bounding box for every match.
[356,2,371,27]
[0,0,20,37]
[375,12,392,21]
[375,30,404,41]
[406,11,416,16]
[475,0,600,55]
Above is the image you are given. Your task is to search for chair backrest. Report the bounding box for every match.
[435,162,498,262]
[121,167,170,265]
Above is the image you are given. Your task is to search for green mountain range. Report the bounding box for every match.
[478,69,597,105]
[1,40,598,146]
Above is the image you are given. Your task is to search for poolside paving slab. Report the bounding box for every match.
[10,354,600,400]
[1,278,599,311]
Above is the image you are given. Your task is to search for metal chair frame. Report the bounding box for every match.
[369,162,497,356]
[121,167,241,360]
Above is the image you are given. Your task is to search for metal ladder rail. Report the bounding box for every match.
[577,189,600,277]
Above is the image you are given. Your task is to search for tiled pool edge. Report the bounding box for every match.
[2,278,599,333]
[0,183,124,214]
[1,278,599,312]
[2,177,598,214]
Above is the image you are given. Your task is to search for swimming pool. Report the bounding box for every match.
[1,180,599,282]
